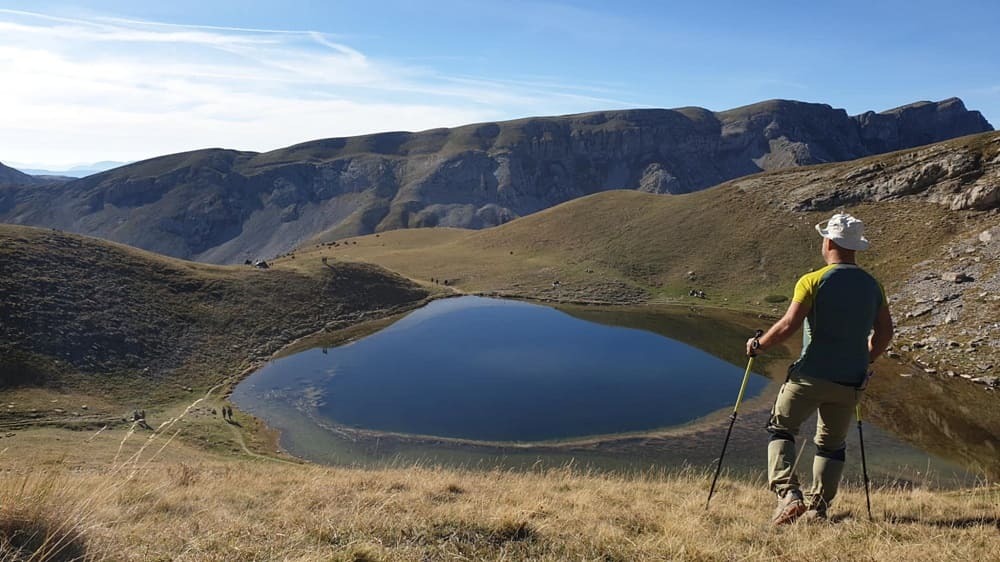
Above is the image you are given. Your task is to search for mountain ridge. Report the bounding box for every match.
[0,97,992,263]
[0,161,47,187]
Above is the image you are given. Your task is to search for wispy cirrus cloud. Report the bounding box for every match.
[0,8,641,167]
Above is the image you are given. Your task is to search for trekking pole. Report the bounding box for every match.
[706,329,764,510]
[788,436,810,483]
[856,403,873,520]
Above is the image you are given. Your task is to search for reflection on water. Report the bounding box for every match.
[233,297,990,486]
[235,297,768,442]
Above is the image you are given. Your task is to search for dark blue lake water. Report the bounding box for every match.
[233,296,767,442]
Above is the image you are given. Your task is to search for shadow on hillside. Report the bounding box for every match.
[0,511,88,562]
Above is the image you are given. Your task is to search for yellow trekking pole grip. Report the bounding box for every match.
[733,357,755,414]
[856,403,862,422]
[732,329,763,414]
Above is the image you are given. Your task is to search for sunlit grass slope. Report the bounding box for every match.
[2,443,996,561]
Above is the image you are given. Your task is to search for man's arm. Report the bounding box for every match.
[745,300,810,356]
[868,304,893,363]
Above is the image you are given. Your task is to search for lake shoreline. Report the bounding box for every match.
[229,297,984,486]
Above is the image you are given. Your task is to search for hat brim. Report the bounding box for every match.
[815,224,869,251]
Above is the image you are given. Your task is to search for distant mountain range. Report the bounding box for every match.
[10,161,129,178]
[0,97,992,264]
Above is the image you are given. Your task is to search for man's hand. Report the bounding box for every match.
[746,337,759,357]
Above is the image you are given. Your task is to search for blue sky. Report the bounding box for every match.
[1,0,997,167]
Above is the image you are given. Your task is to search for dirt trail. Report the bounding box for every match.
[199,379,299,465]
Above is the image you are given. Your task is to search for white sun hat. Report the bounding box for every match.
[815,213,870,251]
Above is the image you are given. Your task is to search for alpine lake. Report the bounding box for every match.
[232,296,997,487]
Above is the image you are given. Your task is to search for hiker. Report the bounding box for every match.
[746,213,893,524]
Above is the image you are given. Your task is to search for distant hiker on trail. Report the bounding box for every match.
[745,213,893,525]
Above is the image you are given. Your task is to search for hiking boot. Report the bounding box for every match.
[800,497,829,523]
[799,507,828,523]
[771,489,807,525]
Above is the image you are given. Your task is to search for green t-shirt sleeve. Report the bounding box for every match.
[876,279,888,307]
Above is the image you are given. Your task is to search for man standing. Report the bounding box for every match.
[746,213,893,524]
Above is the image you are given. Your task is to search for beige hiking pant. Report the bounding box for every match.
[767,375,862,509]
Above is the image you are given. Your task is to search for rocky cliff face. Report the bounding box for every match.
[0,98,992,263]
[735,130,1000,213]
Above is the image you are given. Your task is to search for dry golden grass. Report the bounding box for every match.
[2,397,997,562]
[2,453,997,562]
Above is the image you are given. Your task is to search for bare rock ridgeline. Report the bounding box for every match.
[735,131,1000,212]
[0,97,992,264]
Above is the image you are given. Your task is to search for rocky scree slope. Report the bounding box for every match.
[887,225,1000,391]
[0,98,991,264]
[0,225,429,399]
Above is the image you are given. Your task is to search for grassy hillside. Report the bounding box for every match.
[0,225,431,430]
[305,133,998,303]
[0,161,47,187]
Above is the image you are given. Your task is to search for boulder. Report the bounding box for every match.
[907,304,935,318]
[941,271,972,283]
[980,227,999,244]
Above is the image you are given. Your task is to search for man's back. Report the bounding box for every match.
[792,263,885,386]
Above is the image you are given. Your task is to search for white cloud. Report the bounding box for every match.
[0,9,641,167]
